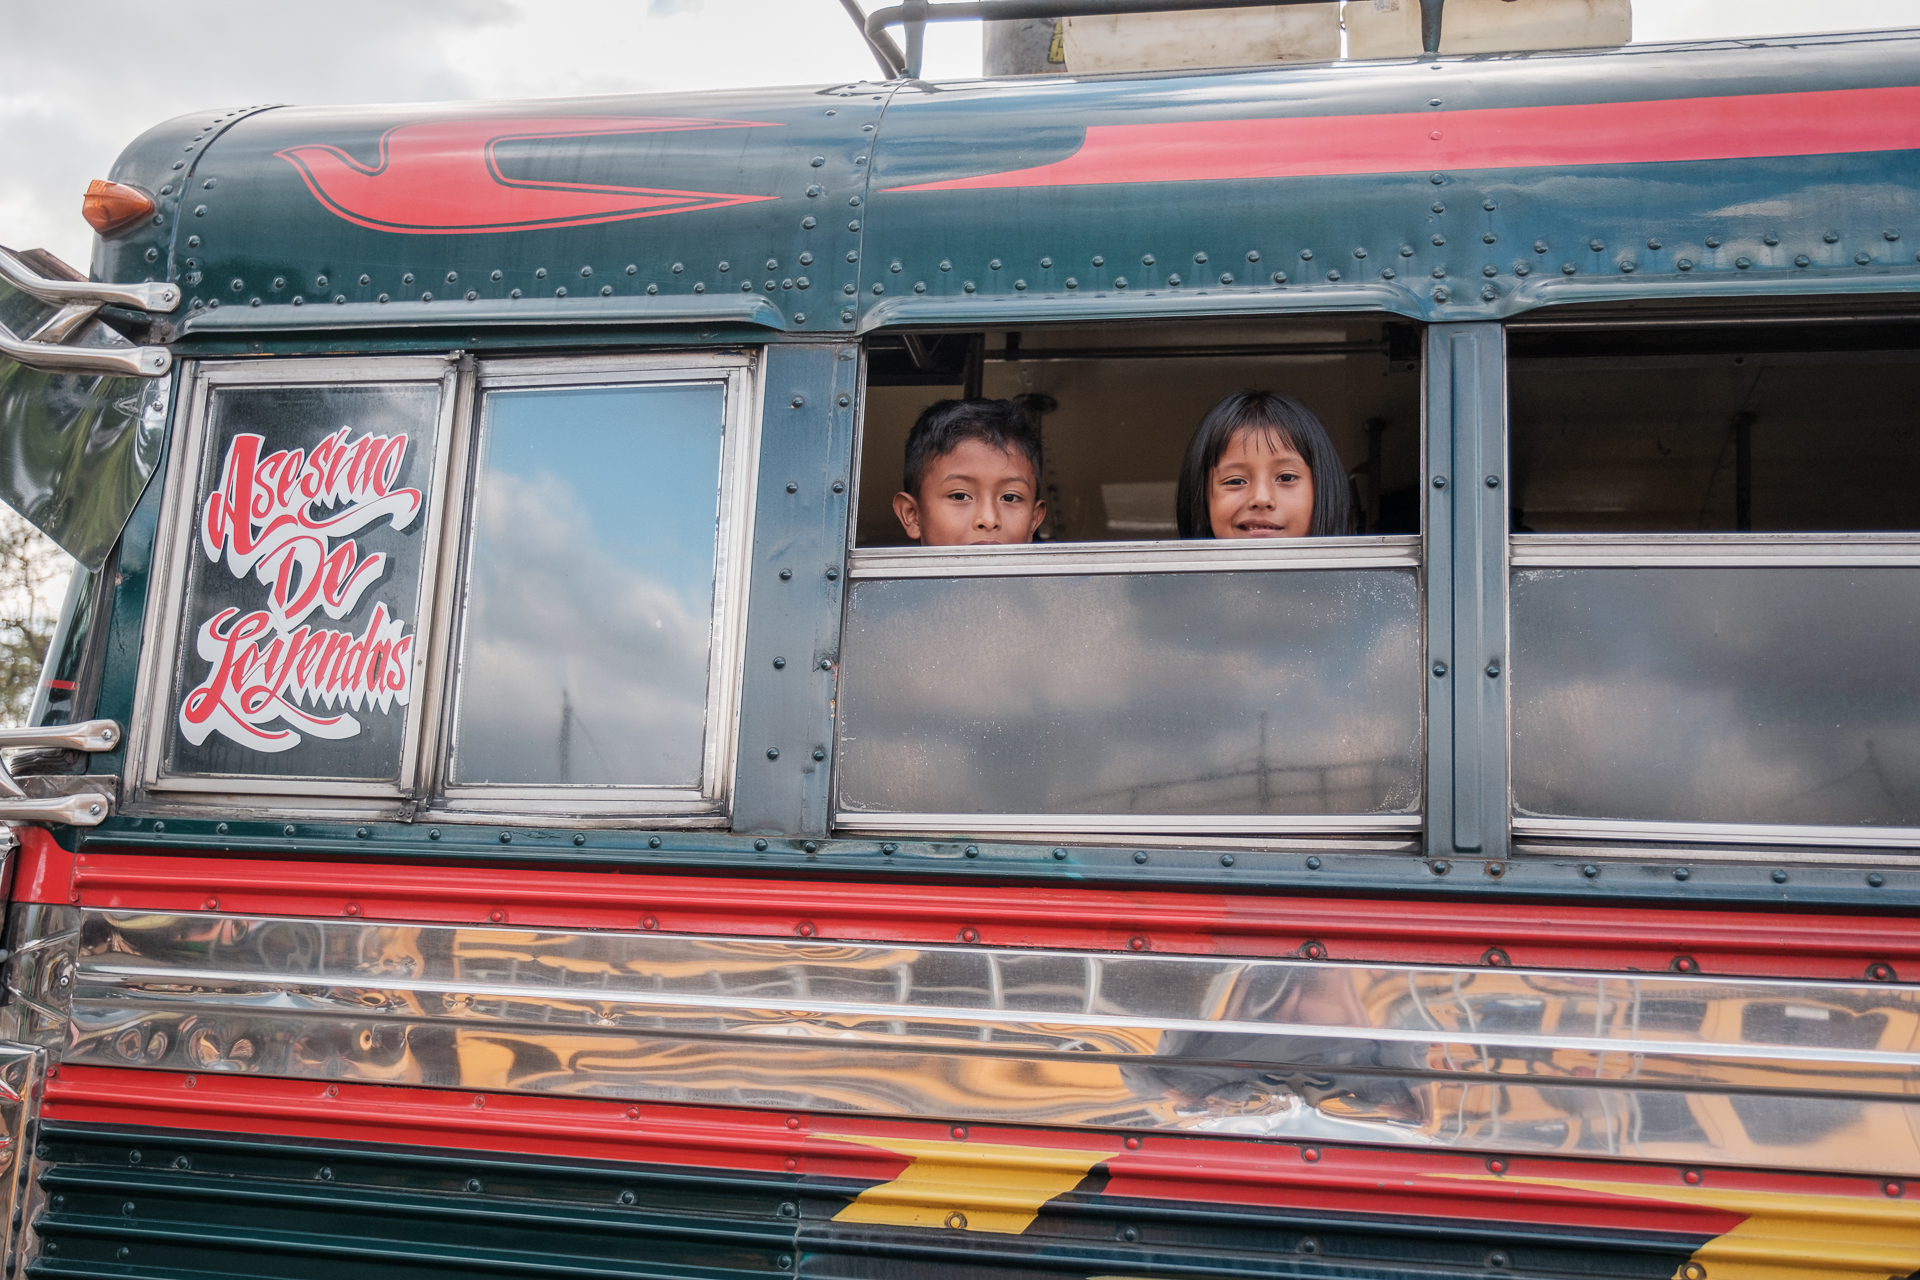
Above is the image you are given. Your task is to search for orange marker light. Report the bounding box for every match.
[81,180,155,237]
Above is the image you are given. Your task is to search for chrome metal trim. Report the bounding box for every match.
[0,245,178,313]
[0,720,121,755]
[0,1042,47,1276]
[1513,816,1920,850]
[0,720,120,824]
[61,910,1920,1175]
[850,535,1421,579]
[835,812,1423,835]
[26,302,102,346]
[0,316,169,378]
[1510,533,1920,568]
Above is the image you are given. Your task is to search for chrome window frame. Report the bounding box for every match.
[834,534,1427,837]
[128,356,463,809]
[1508,531,1920,851]
[419,352,760,820]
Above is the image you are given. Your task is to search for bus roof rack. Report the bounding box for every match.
[848,0,1449,78]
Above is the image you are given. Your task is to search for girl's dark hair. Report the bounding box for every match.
[902,398,1043,495]
[1175,391,1354,538]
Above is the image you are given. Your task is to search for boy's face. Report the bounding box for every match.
[893,439,1047,546]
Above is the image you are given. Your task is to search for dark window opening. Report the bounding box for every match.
[1508,317,1920,533]
[857,317,1423,547]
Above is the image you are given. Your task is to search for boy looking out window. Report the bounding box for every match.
[891,398,1046,546]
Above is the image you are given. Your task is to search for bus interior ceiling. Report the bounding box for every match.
[857,315,1425,546]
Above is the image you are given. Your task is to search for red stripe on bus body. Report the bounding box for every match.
[22,829,1920,978]
[44,1064,1764,1238]
[885,85,1920,193]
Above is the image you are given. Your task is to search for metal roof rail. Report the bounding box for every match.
[850,0,1449,79]
[0,246,173,377]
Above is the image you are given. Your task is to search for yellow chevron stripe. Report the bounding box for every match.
[1446,1176,1920,1280]
[828,1136,1106,1234]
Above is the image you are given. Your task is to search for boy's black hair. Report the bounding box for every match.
[902,398,1043,495]
[1175,390,1355,538]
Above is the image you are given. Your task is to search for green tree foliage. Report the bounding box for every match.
[0,507,72,726]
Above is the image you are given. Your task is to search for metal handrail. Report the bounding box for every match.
[0,246,174,376]
[0,246,177,315]
[852,0,1450,79]
[0,719,120,827]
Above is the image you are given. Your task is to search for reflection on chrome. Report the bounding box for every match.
[54,911,1920,1176]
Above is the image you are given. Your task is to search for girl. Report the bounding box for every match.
[1175,390,1354,539]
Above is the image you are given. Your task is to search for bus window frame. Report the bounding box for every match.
[418,352,760,820]
[126,350,762,822]
[1502,313,1920,855]
[127,355,464,808]
[835,320,1430,842]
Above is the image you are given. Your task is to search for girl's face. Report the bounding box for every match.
[1208,426,1315,538]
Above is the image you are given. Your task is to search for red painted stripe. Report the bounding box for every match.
[42,680,75,691]
[886,85,1920,193]
[42,1064,1784,1238]
[29,828,1914,978]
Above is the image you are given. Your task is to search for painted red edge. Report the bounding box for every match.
[21,829,1913,979]
[886,84,1920,193]
[44,1063,1792,1238]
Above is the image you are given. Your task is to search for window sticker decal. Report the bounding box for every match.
[165,382,441,782]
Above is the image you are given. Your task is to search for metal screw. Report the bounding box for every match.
[1684,1169,1702,1185]
[1120,1226,1139,1242]
[648,836,662,849]
[883,843,897,855]
[812,749,825,761]
[767,747,780,760]
[779,568,792,580]
[1433,661,1448,677]
[1133,850,1148,864]
[1674,867,1690,880]
[1431,859,1449,875]
[1220,853,1235,866]
[964,845,979,858]
[1054,847,1068,860]
[820,657,833,670]
[1306,856,1321,870]
[755,839,769,851]
[773,657,786,669]
[1485,474,1500,487]
[825,567,839,580]
[1581,864,1600,879]
[1486,661,1501,678]
[1772,869,1788,883]
[1869,873,1885,887]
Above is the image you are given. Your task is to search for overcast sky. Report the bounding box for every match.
[4,0,1919,271]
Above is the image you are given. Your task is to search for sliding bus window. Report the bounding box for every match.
[1505,316,1920,845]
[840,317,1424,837]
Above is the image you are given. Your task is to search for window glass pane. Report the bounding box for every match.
[450,382,726,787]
[165,382,442,781]
[836,569,1422,818]
[1511,567,1920,826]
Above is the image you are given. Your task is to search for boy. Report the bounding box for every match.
[891,398,1047,545]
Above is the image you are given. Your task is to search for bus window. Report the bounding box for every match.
[446,372,732,796]
[1506,317,1920,843]
[133,354,755,817]
[838,316,1423,837]
[144,361,454,792]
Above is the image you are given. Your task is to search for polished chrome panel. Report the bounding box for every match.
[0,1042,47,1279]
[1511,533,1920,568]
[849,535,1420,579]
[0,246,178,314]
[836,812,1422,834]
[61,911,1920,1176]
[1514,817,1920,850]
